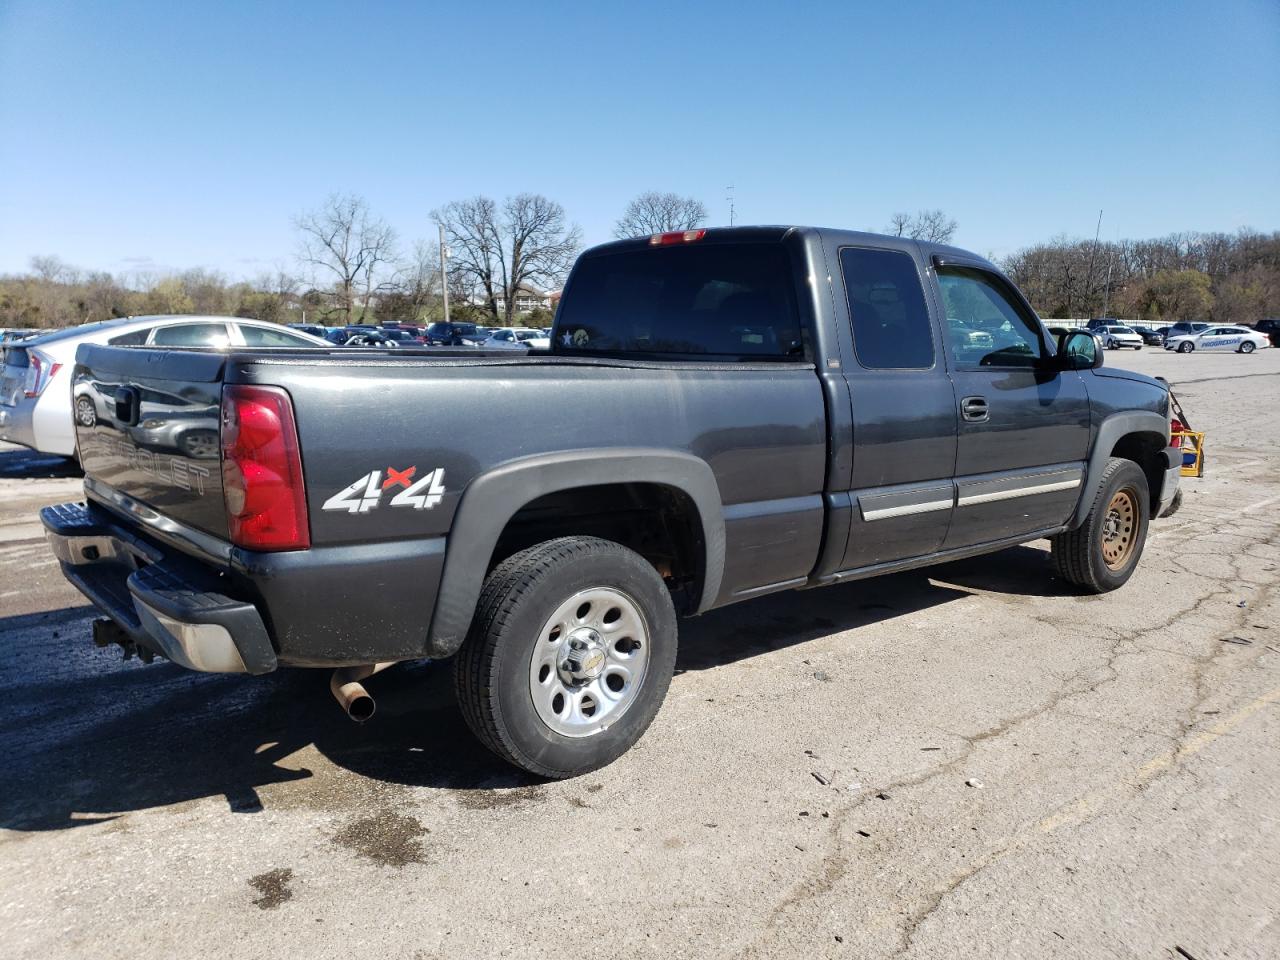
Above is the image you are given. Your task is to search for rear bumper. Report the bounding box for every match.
[0,393,75,456]
[41,501,277,674]
[0,399,38,450]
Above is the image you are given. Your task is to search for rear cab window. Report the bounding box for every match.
[554,241,804,360]
[839,247,934,369]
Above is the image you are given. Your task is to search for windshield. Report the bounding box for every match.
[555,241,803,359]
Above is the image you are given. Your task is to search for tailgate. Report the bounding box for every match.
[74,344,231,541]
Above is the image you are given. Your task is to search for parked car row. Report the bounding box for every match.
[1,315,329,458]
[1082,317,1273,353]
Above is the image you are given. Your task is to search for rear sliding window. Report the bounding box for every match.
[554,243,803,359]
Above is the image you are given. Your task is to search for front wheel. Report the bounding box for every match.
[1178,341,1194,353]
[1240,341,1256,354]
[1051,457,1150,593]
[454,537,678,778]
[1135,344,1143,350]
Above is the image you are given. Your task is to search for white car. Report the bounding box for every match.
[1164,325,1269,354]
[0,315,328,458]
[1099,325,1144,350]
[482,328,543,350]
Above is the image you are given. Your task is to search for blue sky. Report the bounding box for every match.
[1,0,1277,279]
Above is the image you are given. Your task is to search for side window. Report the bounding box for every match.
[150,323,230,347]
[239,324,316,347]
[839,247,934,369]
[937,266,1045,367]
[108,328,151,346]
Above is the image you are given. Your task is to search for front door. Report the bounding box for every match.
[931,260,1092,549]
[836,243,958,570]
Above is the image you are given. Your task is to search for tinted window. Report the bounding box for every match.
[555,242,802,358]
[492,330,513,341]
[150,323,229,347]
[240,325,316,347]
[839,247,933,369]
[109,328,151,346]
[938,267,1045,367]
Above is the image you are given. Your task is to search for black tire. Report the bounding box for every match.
[1135,344,1142,350]
[1240,341,1255,354]
[1051,458,1150,593]
[453,536,678,778]
[1178,341,1194,353]
[1162,487,1183,518]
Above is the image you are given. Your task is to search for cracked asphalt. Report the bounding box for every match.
[1,349,1278,960]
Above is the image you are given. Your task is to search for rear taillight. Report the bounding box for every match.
[649,229,706,246]
[24,350,62,398]
[220,385,310,551]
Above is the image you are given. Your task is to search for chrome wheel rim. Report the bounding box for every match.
[528,587,650,738]
[75,398,95,427]
[1101,487,1138,570]
[1242,342,1254,353]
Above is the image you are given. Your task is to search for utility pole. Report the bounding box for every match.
[726,185,735,227]
[1100,250,1114,321]
[1084,208,1103,319]
[438,223,450,324]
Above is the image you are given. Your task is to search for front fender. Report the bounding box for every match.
[1070,411,1170,528]
[425,447,725,658]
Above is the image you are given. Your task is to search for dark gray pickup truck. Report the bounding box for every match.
[44,226,1182,777]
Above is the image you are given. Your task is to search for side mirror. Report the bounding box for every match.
[1057,330,1103,370]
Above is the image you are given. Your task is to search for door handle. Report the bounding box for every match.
[114,386,140,426]
[961,395,989,422]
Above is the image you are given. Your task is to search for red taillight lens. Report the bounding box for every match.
[220,385,310,551]
[649,229,706,246]
[24,350,62,398]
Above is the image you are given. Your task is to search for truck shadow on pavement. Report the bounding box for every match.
[0,545,1065,831]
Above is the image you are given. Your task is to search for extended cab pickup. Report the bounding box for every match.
[44,227,1182,777]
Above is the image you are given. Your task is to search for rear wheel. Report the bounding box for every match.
[1240,341,1256,354]
[454,536,678,778]
[1178,341,1194,353]
[1051,458,1150,593]
[74,396,96,428]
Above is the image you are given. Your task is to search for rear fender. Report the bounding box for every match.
[426,448,724,657]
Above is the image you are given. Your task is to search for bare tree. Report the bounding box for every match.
[884,209,958,244]
[434,194,582,323]
[614,191,709,238]
[294,194,397,324]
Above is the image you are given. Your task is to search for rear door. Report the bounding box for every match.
[833,241,958,569]
[931,259,1091,548]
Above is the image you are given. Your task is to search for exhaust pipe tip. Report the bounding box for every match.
[330,662,394,722]
[346,690,376,722]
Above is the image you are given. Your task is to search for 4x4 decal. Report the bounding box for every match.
[323,466,446,514]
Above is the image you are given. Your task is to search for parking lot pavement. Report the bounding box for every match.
[1,348,1278,960]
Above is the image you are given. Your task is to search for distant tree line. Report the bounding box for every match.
[4,193,1275,330]
[1002,229,1280,323]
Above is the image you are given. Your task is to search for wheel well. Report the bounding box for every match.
[1109,431,1167,510]
[489,483,706,615]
